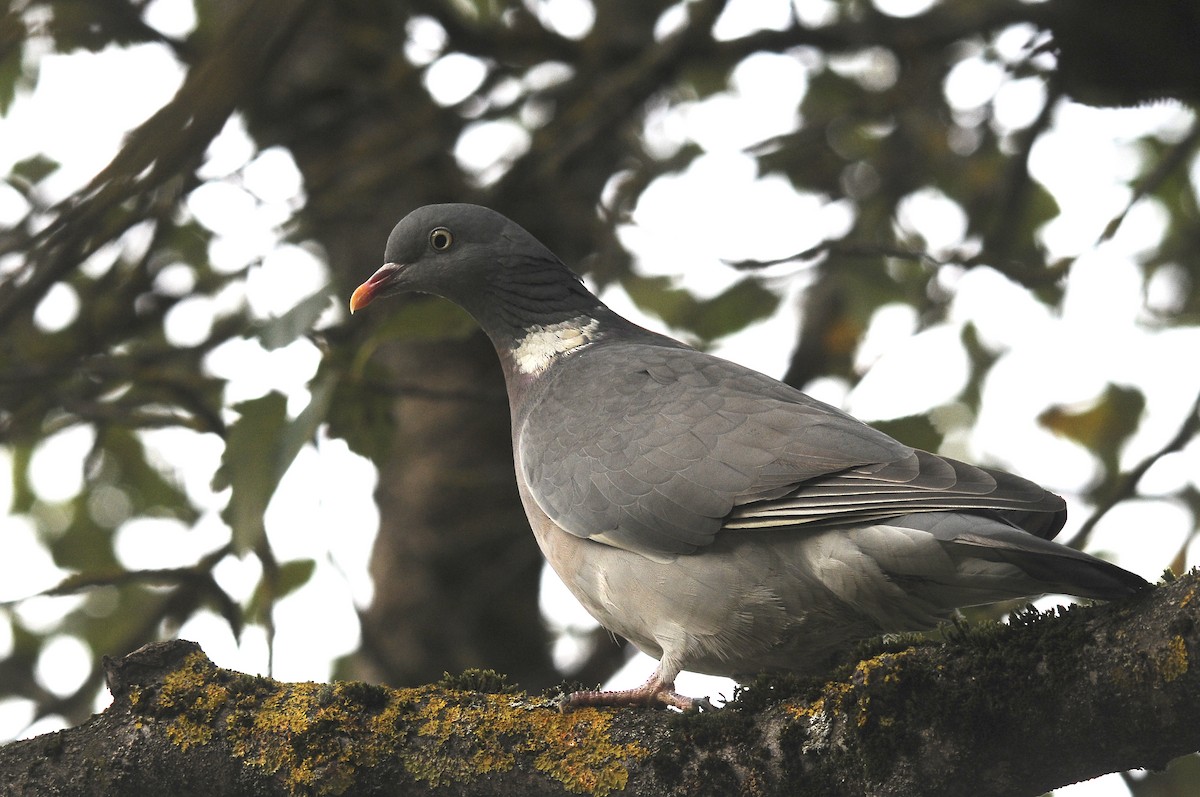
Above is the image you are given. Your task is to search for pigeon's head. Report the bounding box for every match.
[350,204,596,330]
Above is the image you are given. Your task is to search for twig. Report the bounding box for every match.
[1072,386,1200,550]
[724,241,1070,286]
[1097,118,1200,245]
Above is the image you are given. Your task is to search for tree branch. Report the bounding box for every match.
[1073,386,1200,550]
[2,571,1197,797]
[0,0,318,335]
[723,239,1070,288]
[704,0,1040,63]
[1097,117,1200,245]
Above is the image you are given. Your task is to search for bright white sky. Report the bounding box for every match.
[2,1,1198,792]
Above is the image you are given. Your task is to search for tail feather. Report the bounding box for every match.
[887,512,1150,604]
[951,529,1148,601]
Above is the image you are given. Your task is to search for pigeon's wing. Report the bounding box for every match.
[726,450,1066,540]
[518,342,1064,560]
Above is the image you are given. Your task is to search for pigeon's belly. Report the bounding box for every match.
[522,487,950,677]
[542,526,887,677]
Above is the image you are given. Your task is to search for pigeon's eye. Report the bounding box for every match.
[430,228,453,251]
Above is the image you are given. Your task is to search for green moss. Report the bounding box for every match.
[335,679,391,710]
[850,631,934,663]
[727,672,825,714]
[138,652,645,796]
[435,667,517,694]
[749,647,925,792]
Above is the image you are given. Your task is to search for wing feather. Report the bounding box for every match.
[518,341,1064,558]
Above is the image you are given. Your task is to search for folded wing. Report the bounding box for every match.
[519,341,1065,560]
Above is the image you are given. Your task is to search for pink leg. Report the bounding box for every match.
[562,669,713,712]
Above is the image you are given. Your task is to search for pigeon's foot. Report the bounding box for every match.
[562,673,713,712]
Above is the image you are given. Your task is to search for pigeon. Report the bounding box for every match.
[350,203,1149,710]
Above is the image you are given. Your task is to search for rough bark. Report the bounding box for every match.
[2,571,1196,797]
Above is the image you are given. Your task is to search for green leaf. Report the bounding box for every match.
[622,274,780,343]
[621,273,694,328]
[96,427,199,523]
[680,61,732,98]
[287,369,337,465]
[19,430,193,572]
[869,414,944,453]
[1038,384,1145,485]
[162,219,216,274]
[246,558,317,623]
[46,497,117,570]
[1018,181,1061,244]
[214,392,288,553]
[8,154,60,188]
[689,278,781,341]
[275,558,317,597]
[214,373,338,554]
[257,288,332,351]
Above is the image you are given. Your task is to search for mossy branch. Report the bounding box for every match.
[1,570,1197,797]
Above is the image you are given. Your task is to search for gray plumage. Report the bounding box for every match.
[351,203,1148,709]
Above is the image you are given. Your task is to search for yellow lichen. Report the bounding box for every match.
[142,652,644,797]
[230,682,329,787]
[783,695,825,720]
[158,652,229,751]
[851,650,908,687]
[401,688,646,795]
[1159,635,1189,683]
[781,650,912,730]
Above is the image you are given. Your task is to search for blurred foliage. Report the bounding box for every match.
[1039,384,1146,491]
[623,273,780,344]
[1,0,1199,788]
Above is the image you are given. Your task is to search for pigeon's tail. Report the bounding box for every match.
[873,512,1150,609]
[952,529,1149,602]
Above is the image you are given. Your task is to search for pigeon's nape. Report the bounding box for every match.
[352,203,1150,711]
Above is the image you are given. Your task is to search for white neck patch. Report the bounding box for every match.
[511,317,600,375]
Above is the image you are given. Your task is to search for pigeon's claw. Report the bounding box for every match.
[561,672,714,712]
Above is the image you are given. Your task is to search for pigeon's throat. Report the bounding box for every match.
[510,317,600,375]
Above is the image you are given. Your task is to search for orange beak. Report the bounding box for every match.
[349,263,400,313]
